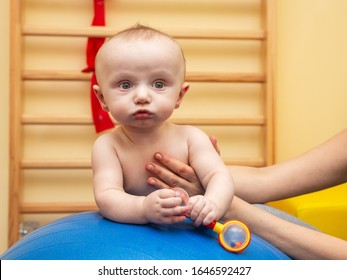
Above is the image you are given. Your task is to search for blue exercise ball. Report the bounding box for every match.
[1,211,290,260]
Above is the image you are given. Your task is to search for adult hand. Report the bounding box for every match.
[145,136,221,197]
[145,152,203,197]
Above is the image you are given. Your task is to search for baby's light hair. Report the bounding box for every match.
[114,23,173,40]
[109,24,186,73]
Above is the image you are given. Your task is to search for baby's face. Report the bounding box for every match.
[95,36,188,130]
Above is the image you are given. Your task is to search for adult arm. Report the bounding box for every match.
[231,128,347,203]
[147,129,347,203]
[226,196,347,259]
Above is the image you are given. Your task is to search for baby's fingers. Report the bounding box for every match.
[201,211,216,226]
[162,205,188,217]
[161,214,186,224]
[161,196,184,209]
[187,196,204,221]
[159,193,188,216]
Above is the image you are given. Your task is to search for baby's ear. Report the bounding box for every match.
[93,85,109,111]
[175,82,190,109]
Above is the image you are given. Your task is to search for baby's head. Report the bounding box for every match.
[94,24,186,87]
[93,24,190,127]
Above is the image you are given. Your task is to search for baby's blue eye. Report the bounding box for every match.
[120,82,132,89]
[154,81,165,89]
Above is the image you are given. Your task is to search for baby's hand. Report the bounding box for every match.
[143,189,187,224]
[187,195,219,227]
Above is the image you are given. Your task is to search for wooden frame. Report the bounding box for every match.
[9,0,276,246]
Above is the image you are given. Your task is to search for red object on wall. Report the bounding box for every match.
[82,0,114,133]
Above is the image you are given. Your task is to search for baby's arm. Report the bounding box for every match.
[186,127,234,226]
[92,134,186,224]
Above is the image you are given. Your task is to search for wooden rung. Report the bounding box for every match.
[23,25,266,40]
[188,72,265,83]
[21,157,264,169]
[23,70,90,81]
[23,70,265,83]
[21,159,91,169]
[21,115,265,126]
[21,202,98,214]
[176,117,265,126]
[22,115,92,125]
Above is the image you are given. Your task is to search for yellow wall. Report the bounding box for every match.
[276,0,347,160]
[1,0,347,253]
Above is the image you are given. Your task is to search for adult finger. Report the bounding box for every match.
[146,162,197,191]
[147,176,172,190]
[146,162,181,188]
[153,152,198,183]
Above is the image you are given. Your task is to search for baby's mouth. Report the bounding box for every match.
[133,109,153,120]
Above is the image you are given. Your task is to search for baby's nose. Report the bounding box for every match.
[134,86,151,104]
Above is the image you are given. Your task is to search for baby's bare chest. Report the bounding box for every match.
[118,142,189,195]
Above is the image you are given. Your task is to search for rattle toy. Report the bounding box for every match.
[172,187,251,253]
